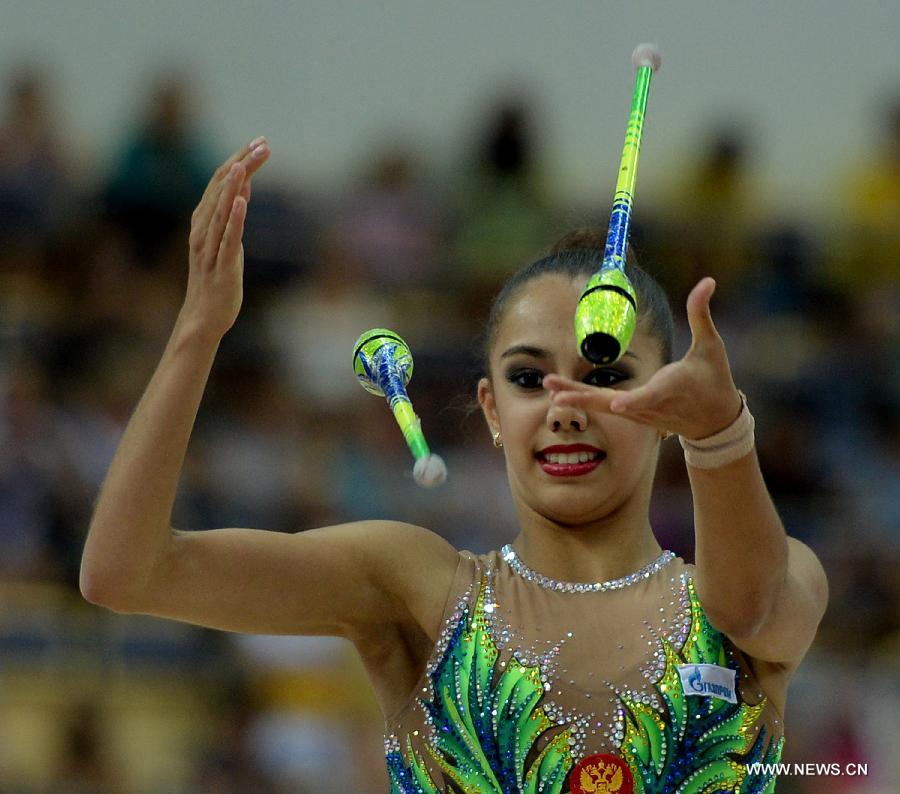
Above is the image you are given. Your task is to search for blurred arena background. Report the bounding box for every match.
[0,2,897,792]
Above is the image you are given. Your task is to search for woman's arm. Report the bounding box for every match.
[675,281,827,666]
[81,139,266,607]
[80,140,458,640]
[686,445,828,667]
[543,278,827,668]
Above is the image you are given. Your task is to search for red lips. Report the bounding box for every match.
[538,444,604,456]
[536,444,606,477]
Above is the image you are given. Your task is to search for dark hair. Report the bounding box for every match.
[482,228,674,374]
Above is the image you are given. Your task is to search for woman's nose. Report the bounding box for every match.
[546,400,588,432]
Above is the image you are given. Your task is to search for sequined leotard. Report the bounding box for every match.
[384,548,784,793]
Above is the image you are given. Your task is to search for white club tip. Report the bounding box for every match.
[631,43,662,72]
[413,453,447,488]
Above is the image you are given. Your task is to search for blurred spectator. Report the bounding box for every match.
[54,703,120,794]
[190,683,278,793]
[232,633,387,791]
[240,183,320,292]
[0,64,70,259]
[648,124,764,309]
[743,224,822,317]
[102,72,215,267]
[189,351,322,531]
[263,226,398,410]
[452,95,559,309]
[830,94,900,291]
[0,359,62,580]
[333,143,447,290]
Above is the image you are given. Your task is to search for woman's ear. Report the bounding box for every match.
[477,377,499,436]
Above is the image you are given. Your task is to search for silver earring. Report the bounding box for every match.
[492,431,503,449]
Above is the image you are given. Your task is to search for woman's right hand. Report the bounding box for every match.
[180,137,271,340]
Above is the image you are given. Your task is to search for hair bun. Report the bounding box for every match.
[549,227,639,266]
[549,227,607,254]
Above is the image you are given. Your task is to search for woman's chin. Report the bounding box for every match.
[531,493,620,529]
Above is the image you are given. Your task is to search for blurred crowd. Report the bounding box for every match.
[0,64,897,793]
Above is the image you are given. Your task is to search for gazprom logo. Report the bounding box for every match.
[677,664,737,704]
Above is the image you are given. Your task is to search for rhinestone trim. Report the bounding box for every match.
[501,545,676,593]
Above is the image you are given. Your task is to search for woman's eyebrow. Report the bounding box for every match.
[501,345,641,361]
[500,344,548,360]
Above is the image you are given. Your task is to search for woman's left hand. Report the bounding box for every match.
[543,277,742,440]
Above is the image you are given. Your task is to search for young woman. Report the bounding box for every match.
[80,139,827,793]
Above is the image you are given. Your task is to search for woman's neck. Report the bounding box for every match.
[510,498,663,585]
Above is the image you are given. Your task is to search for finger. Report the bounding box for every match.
[542,373,590,396]
[228,142,267,212]
[240,140,270,180]
[606,359,687,415]
[550,380,663,427]
[192,137,266,236]
[217,195,248,267]
[199,137,263,205]
[203,162,245,267]
[686,277,721,345]
[543,374,618,413]
[606,381,658,415]
[239,177,252,203]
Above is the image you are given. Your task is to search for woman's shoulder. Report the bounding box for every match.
[371,526,507,585]
[365,521,461,581]
[361,522,473,638]
[396,542,513,642]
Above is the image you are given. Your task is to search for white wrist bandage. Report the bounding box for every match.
[679,391,755,469]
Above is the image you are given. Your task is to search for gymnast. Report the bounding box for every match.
[80,58,827,794]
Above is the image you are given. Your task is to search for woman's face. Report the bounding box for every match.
[478,273,665,527]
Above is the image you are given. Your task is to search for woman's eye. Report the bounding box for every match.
[507,369,544,389]
[584,368,628,388]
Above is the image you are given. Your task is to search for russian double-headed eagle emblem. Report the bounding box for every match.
[571,753,633,794]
